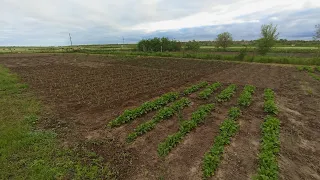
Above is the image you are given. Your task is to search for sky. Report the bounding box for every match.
[1,0,320,46]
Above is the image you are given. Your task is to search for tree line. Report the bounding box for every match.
[137,23,320,56]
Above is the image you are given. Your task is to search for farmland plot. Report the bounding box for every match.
[0,54,319,180]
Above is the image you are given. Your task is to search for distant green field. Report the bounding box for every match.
[200,46,319,49]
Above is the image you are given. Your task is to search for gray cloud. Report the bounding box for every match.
[0,0,319,46]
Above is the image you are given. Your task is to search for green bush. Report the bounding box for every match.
[137,37,182,52]
[185,40,201,51]
[236,46,248,60]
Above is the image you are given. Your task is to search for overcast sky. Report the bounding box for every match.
[1,0,320,46]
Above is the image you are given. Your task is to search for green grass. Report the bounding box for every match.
[2,45,320,65]
[0,65,114,179]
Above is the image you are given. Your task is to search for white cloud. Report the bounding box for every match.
[0,0,319,45]
[132,0,320,32]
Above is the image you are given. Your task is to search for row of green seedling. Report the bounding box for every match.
[157,104,214,157]
[254,115,280,180]
[202,107,241,178]
[108,92,179,127]
[297,66,320,81]
[255,88,280,179]
[198,82,222,99]
[308,72,320,81]
[183,81,208,95]
[238,85,256,107]
[263,89,278,115]
[126,98,191,142]
[297,65,320,73]
[216,84,237,102]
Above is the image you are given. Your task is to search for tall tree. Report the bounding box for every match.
[256,23,279,55]
[215,32,233,50]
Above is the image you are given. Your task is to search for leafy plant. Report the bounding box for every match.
[216,84,237,102]
[108,92,179,127]
[126,98,191,142]
[227,107,241,120]
[264,88,275,100]
[202,107,241,178]
[263,88,278,114]
[198,82,222,99]
[183,81,208,95]
[264,100,278,114]
[254,116,280,180]
[157,104,214,157]
[238,85,256,107]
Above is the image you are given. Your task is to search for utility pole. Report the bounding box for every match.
[69,33,73,46]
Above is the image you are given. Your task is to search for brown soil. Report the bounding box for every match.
[0,53,319,180]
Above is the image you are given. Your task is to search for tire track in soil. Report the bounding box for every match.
[213,89,264,180]
[276,71,320,180]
